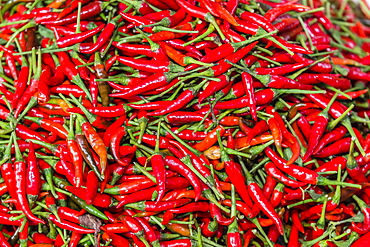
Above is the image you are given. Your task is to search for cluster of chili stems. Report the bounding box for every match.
[1,0,370,246]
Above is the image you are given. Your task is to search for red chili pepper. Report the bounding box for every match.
[116,177,190,208]
[240,11,277,33]
[48,214,95,234]
[346,138,368,183]
[13,135,45,224]
[117,56,183,73]
[113,42,168,61]
[313,126,347,155]
[193,125,225,152]
[246,169,284,234]
[14,50,41,118]
[314,157,346,174]
[164,155,202,201]
[110,72,180,99]
[266,147,348,186]
[110,127,127,166]
[160,239,197,247]
[315,137,352,157]
[148,85,205,116]
[218,136,254,215]
[151,153,166,203]
[210,202,234,226]
[264,4,311,22]
[174,0,224,37]
[24,116,68,139]
[302,94,338,162]
[56,52,91,100]
[25,141,40,205]
[77,115,108,176]
[256,62,308,75]
[262,175,277,200]
[57,24,104,48]
[351,195,370,234]
[104,178,155,195]
[265,162,307,187]
[125,198,191,212]
[46,1,109,25]
[102,232,130,247]
[85,170,99,205]
[165,111,205,125]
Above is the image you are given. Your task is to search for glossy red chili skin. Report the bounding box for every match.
[223,161,254,211]
[165,111,205,125]
[160,239,195,247]
[314,126,347,154]
[151,154,166,203]
[26,141,40,202]
[49,214,95,234]
[164,155,202,201]
[14,158,45,224]
[265,162,307,187]
[265,147,319,184]
[56,24,105,48]
[227,231,242,247]
[45,1,103,25]
[315,137,352,158]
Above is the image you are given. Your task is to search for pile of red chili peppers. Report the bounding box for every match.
[0,0,370,246]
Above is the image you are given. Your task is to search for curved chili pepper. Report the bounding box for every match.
[110,72,180,99]
[116,177,190,208]
[201,218,218,238]
[75,123,102,180]
[313,126,347,155]
[13,135,45,224]
[346,138,368,183]
[198,75,231,104]
[160,239,196,247]
[56,24,104,48]
[110,127,127,166]
[48,215,95,234]
[246,120,269,146]
[147,81,207,117]
[218,135,254,215]
[302,94,338,162]
[103,115,126,147]
[314,157,346,174]
[245,168,284,235]
[315,137,352,158]
[210,203,234,226]
[77,115,107,176]
[264,4,311,22]
[85,170,99,205]
[193,125,225,152]
[113,42,168,61]
[56,52,91,101]
[12,56,29,110]
[49,1,109,26]
[14,50,41,118]
[265,162,307,188]
[164,155,202,201]
[23,116,68,139]
[102,232,130,247]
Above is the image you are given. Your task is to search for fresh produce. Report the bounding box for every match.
[0,0,369,246]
